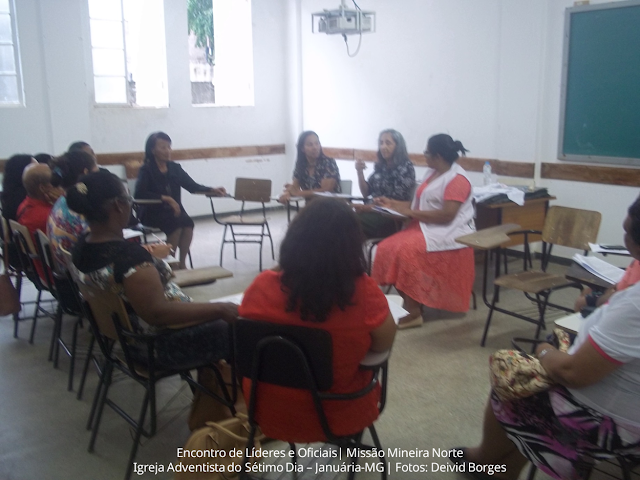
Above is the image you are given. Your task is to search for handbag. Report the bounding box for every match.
[0,274,20,316]
[489,329,570,402]
[174,413,265,480]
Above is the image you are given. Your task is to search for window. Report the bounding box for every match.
[88,0,168,107]
[0,0,23,105]
[188,0,254,106]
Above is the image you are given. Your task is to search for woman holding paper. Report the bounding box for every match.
[354,129,416,239]
[454,198,640,480]
[372,134,475,329]
[278,131,341,202]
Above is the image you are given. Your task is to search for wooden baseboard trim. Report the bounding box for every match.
[324,148,535,178]
[541,162,640,186]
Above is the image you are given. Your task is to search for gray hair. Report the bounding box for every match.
[376,129,411,170]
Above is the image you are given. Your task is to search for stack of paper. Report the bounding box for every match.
[573,254,625,284]
[588,243,630,256]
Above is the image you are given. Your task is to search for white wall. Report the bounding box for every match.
[0,0,291,211]
[299,0,638,256]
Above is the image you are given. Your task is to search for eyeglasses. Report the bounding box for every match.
[423,151,434,159]
[115,195,134,206]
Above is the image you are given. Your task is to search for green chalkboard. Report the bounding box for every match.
[559,1,640,164]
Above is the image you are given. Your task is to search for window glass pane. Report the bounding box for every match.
[88,0,122,21]
[90,19,123,49]
[92,48,125,76]
[0,13,12,42]
[0,74,19,103]
[94,76,126,103]
[0,0,9,14]
[0,45,15,73]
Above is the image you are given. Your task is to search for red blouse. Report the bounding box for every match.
[238,270,389,442]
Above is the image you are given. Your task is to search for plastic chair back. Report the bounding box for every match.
[235,319,333,391]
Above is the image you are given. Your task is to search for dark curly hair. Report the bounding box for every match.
[279,197,366,322]
[66,170,127,223]
[627,197,640,246]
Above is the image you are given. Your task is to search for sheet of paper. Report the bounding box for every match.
[386,296,409,324]
[372,206,408,218]
[122,228,144,240]
[313,192,362,200]
[209,292,244,305]
[573,254,625,284]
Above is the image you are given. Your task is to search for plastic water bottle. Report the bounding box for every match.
[483,161,492,186]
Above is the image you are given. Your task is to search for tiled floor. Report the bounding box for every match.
[0,208,586,480]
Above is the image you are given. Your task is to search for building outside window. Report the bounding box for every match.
[88,0,168,107]
[0,0,24,106]
[188,0,254,106]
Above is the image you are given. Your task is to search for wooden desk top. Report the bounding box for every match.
[565,262,613,291]
[478,196,556,210]
[455,223,521,250]
[173,266,233,288]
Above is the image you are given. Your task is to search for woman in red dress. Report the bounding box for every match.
[372,134,476,329]
[238,197,396,442]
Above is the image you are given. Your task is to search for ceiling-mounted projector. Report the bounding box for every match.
[312,0,376,35]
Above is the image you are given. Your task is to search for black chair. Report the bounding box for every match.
[8,220,56,344]
[234,318,388,480]
[1,216,25,337]
[62,251,237,480]
[34,230,84,391]
[207,178,274,271]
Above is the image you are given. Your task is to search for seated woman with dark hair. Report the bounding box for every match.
[354,129,416,239]
[278,131,341,203]
[238,197,396,442]
[1,154,36,221]
[68,170,237,366]
[455,198,640,480]
[134,131,226,270]
[46,150,99,267]
[372,133,475,329]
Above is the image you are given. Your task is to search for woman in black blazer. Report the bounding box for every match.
[134,132,225,269]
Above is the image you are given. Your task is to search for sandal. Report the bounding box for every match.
[397,312,423,330]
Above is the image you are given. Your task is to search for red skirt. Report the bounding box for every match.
[372,222,475,312]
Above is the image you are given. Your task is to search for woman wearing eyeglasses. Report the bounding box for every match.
[372,133,475,329]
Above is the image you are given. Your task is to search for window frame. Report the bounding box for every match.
[87,0,168,109]
[0,0,25,107]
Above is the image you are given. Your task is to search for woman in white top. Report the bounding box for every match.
[454,198,640,480]
[371,134,476,329]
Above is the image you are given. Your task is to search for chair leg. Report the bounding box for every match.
[13,273,22,338]
[230,226,238,259]
[348,431,365,480]
[265,222,275,260]
[533,293,550,341]
[219,225,228,267]
[124,389,151,480]
[53,306,64,366]
[258,225,264,272]
[188,251,194,269]
[68,315,82,392]
[77,334,95,400]
[88,360,113,450]
[481,286,500,347]
[29,290,43,344]
[49,304,62,361]
[471,291,477,310]
[368,425,387,480]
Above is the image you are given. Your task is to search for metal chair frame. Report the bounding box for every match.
[235,319,388,480]
[63,252,237,480]
[481,206,602,346]
[209,178,275,271]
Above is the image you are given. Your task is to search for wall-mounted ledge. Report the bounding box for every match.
[541,163,640,187]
